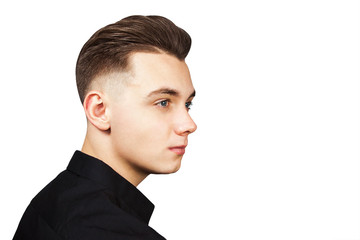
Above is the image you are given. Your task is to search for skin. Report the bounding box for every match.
[81,52,197,186]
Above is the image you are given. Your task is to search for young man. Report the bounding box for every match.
[13,15,197,239]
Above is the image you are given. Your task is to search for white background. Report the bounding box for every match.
[0,0,359,239]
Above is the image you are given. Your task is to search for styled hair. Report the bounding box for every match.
[75,15,192,103]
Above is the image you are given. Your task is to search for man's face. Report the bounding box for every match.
[107,52,197,175]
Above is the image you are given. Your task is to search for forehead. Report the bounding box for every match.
[127,52,194,95]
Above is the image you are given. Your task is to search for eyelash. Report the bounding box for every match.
[155,100,193,110]
[185,101,193,110]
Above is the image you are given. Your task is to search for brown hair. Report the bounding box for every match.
[75,15,192,103]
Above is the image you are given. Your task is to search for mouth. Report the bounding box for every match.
[168,145,187,155]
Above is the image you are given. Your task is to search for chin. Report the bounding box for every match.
[169,163,182,174]
[154,161,182,174]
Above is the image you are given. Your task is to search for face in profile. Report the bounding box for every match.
[106,52,197,175]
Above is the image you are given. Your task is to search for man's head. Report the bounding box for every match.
[76,15,191,103]
[76,15,197,185]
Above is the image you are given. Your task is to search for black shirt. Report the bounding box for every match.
[13,151,166,240]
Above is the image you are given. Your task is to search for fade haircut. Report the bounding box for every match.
[75,15,192,103]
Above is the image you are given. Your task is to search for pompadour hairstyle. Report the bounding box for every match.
[75,15,192,103]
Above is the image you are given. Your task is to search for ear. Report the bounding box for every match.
[83,91,110,131]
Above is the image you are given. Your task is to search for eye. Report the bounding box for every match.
[156,100,170,108]
[185,101,193,110]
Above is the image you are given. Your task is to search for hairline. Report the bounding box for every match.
[85,50,185,100]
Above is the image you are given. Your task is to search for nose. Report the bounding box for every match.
[174,111,197,136]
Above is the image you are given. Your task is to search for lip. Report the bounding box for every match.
[169,145,187,155]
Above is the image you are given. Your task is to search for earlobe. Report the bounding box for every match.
[83,91,110,131]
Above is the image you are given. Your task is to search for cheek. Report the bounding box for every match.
[110,107,171,151]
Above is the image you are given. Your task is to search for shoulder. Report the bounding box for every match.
[14,170,108,238]
[14,167,165,239]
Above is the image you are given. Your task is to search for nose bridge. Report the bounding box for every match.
[174,108,197,135]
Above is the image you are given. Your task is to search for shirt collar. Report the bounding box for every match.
[66,150,155,224]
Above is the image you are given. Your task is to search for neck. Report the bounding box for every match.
[81,129,149,186]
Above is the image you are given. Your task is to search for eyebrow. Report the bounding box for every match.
[147,87,196,99]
